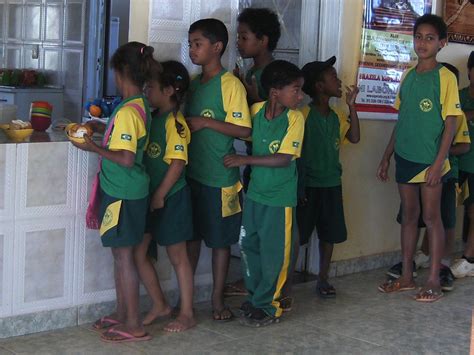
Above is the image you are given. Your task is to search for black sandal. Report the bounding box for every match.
[316,280,336,298]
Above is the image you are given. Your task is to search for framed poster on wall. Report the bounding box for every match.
[444,0,474,45]
[355,0,433,120]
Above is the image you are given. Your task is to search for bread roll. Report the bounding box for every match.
[10,120,32,130]
[69,124,93,138]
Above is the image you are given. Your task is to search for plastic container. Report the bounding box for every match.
[0,104,18,124]
[30,115,51,131]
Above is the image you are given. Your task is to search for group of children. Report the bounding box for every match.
[70,8,474,343]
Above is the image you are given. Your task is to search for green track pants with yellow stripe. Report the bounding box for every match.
[239,198,296,317]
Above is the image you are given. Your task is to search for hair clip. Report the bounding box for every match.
[140,46,145,55]
[176,75,183,80]
[175,87,180,91]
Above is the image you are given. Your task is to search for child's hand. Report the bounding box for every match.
[345,85,359,106]
[298,195,308,206]
[224,154,246,168]
[376,158,390,182]
[244,76,260,104]
[186,117,208,132]
[233,64,240,78]
[150,191,165,211]
[425,164,442,186]
[71,135,98,152]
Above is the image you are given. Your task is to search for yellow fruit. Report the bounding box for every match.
[89,105,102,117]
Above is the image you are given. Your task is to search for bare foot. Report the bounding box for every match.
[143,305,172,326]
[163,313,197,332]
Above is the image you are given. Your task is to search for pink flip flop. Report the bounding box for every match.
[92,316,121,331]
[100,328,152,343]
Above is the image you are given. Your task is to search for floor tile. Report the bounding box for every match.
[0,327,144,355]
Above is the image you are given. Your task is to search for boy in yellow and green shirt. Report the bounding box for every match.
[186,18,252,321]
[224,60,304,326]
[298,56,360,298]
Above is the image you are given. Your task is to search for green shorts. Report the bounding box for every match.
[459,171,474,206]
[188,178,242,248]
[396,178,457,229]
[146,185,193,246]
[395,153,451,184]
[99,190,148,248]
[296,185,347,245]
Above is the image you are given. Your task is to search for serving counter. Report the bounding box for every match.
[0,130,213,338]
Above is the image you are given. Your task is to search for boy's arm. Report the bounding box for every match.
[224,153,292,168]
[186,116,252,138]
[450,143,470,156]
[150,159,185,211]
[464,110,474,121]
[425,116,456,186]
[345,85,360,143]
[376,127,395,182]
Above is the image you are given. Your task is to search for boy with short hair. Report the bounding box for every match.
[223,7,282,299]
[185,18,252,321]
[236,7,281,104]
[224,60,305,327]
[297,56,360,298]
[377,14,462,302]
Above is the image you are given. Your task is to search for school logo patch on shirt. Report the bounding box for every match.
[121,134,132,141]
[268,140,281,154]
[174,144,184,151]
[200,109,215,118]
[292,141,300,148]
[232,112,243,119]
[456,103,461,109]
[147,142,162,158]
[419,98,433,112]
[464,131,469,136]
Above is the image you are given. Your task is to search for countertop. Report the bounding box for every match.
[0,128,102,144]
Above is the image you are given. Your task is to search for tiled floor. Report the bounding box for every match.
[0,267,472,354]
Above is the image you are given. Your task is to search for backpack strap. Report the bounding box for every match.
[101,101,147,148]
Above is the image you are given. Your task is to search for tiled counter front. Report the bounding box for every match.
[0,142,212,338]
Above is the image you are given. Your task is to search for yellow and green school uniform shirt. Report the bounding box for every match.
[185,70,251,187]
[144,110,190,199]
[394,65,463,165]
[300,105,350,188]
[100,95,152,200]
[247,101,304,207]
[458,87,474,173]
[449,113,470,179]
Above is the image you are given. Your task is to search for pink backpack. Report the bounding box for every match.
[86,102,147,229]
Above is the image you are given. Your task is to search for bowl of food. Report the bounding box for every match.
[65,123,93,143]
[1,120,34,141]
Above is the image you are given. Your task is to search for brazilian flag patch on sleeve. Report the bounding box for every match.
[232,112,242,119]
[174,144,184,151]
[121,134,132,141]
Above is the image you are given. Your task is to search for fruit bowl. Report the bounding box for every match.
[1,125,34,141]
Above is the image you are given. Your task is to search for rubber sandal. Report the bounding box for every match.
[278,296,293,312]
[239,308,280,328]
[100,328,152,343]
[92,316,120,331]
[414,289,444,303]
[378,279,416,293]
[316,280,337,298]
[212,306,234,322]
[223,283,248,297]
